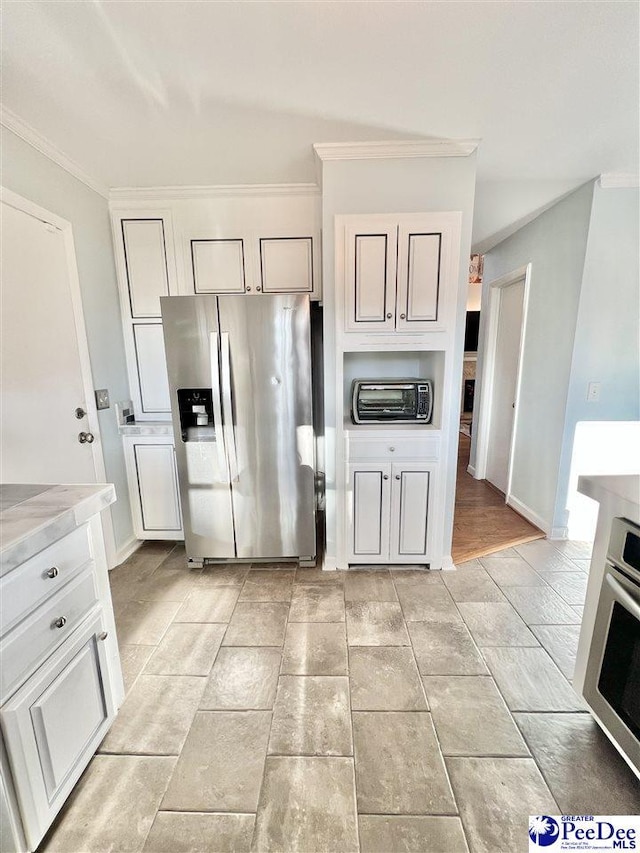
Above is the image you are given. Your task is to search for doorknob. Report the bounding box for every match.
[78,431,94,444]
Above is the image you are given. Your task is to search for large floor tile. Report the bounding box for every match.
[457,601,539,646]
[252,756,359,852]
[442,568,505,602]
[390,568,444,583]
[346,601,410,645]
[515,539,578,572]
[200,647,282,709]
[422,676,529,757]
[515,713,640,814]
[358,815,469,853]
[446,757,558,853]
[530,623,581,679]
[350,646,427,710]
[502,585,581,625]
[162,711,271,812]
[408,621,488,675]
[294,567,344,585]
[222,602,289,646]
[536,570,588,605]
[129,564,198,602]
[482,647,585,711]
[116,599,182,645]
[99,674,204,755]
[239,569,294,602]
[344,569,397,601]
[268,675,352,756]
[41,755,176,853]
[144,623,225,676]
[353,711,455,814]
[143,812,255,853]
[480,555,547,587]
[281,622,348,675]
[288,583,345,621]
[119,644,155,693]
[196,564,250,586]
[394,581,461,622]
[174,586,240,622]
[552,539,593,560]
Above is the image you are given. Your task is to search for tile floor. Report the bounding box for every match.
[39,538,640,853]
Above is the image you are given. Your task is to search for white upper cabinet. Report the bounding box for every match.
[191,239,247,294]
[260,237,314,294]
[341,212,461,334]
[121,219,170,317]
[132,324,171,414]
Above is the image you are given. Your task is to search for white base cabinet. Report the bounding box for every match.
[123,434,183,540]
[348,460,438,565]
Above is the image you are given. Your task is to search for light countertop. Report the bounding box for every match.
[578,474,640,515]
[0,483,116,575]
[119,422,173,436]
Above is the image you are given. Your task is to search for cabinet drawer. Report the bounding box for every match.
[0,525,92,636]
[0,568,99,702]
[348,434,440,462]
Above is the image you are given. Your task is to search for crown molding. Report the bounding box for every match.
[313,139,480,162]
[0,105,109,199]
[599,173,640,189]
[109,183,321,203]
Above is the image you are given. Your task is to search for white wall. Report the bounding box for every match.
[1,128,134,556]
[556,183,640,532]
[471,181,595,534]
[320,155,477,564]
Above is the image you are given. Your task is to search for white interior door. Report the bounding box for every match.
[1,198,98,485]
[485,278,525,494]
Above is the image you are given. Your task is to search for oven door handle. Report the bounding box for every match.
[606,572,640,621]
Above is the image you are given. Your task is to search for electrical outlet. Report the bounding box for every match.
[95,389,110,410]
[586,381,601,402]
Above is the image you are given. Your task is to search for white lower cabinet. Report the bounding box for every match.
[1,609,116,850]
[348,461,437,565]
[123,435,183,539]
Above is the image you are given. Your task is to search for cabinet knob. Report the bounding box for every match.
[98,631,108,641]
[389,446,395,452]
[400,313,406,320]
[395,475,401,480]
[53,616,67,629]
[256,286,262,292]
[383,474,389,480]
[246,286,252,292]
[46,567,59,579]
[386,313,392,319]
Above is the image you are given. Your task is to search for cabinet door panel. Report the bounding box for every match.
[260,237,313,293]
[192,239,246,294]
[134,443,182,531]
[345,227,396,332]
[133,324,171,414]
[349,465,391,561]
[121,219,170,318]
[390,464,432,560]
[396,230,441,327]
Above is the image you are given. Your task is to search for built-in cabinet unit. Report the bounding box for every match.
[0,504,123,852]
[122,434,183,540]
[111,186,321,542]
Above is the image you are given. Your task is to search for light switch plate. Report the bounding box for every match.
[95,389,110,410]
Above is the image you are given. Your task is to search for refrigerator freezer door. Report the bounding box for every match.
[218,294,316,560]
[160,296,236,560]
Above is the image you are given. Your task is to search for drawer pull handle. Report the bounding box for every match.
[53,616,67,629]
[46,567,59,579]
[98,631,108,641]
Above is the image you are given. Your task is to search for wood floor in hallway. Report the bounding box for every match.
[452,433,544,564]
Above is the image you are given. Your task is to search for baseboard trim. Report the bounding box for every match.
[112,536,143,568]
[550,526,569,541]
[506,495,549,535]
[466,463,477,477]
[322,554,338,571]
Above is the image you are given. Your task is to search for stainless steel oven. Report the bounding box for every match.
[583,517,640,776]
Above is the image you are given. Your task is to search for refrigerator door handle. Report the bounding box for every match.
[209,332,230,480]
[220,332,239,484]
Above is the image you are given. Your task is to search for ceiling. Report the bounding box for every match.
[2,1,638,251]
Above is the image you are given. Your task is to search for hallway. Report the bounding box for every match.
[452,434,544,564]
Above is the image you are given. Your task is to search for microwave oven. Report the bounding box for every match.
[351,379,433,424]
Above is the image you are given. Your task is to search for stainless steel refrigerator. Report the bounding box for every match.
[160,294,316,566]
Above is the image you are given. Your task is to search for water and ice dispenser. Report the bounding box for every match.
[177,389,215,442]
